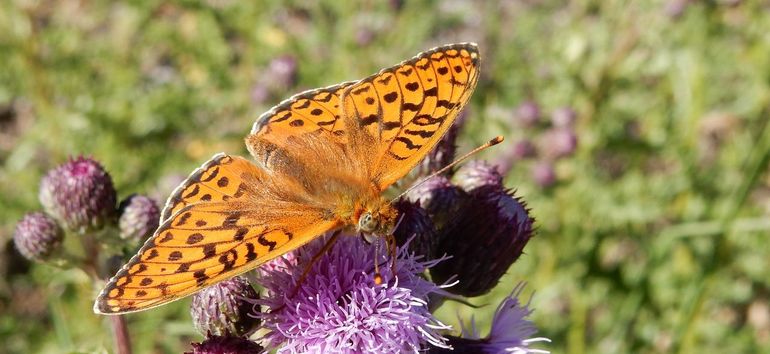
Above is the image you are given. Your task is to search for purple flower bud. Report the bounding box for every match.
[453,160,503,192]
[531,161,556,188]
[514,100,541,127]
[540,128,577,159]
[551,106,576,127]
[405,176,467,228]
[430,188,534,297]
[190,276,261,338]
[393,200,438,259]
[39,157,117,233]
[250,83,270,105]
[13,212,63,262]
[118,194,160,243]
[512,139,537,160]
[267,55,298,90]
[186,335,265,354]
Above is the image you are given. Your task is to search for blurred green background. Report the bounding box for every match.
[2,0,770,353]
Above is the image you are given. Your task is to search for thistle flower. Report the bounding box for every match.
[191,276,261,338]
[257,235,451,353]
[405,175,467,228]
[118,194,160,243]
[428,284,550,354]
[186,335,265,354]
[430,187,534,297]
[13,212,63,262]
[550,107,576,128]
[39,157,117,233]
[393,199,438,259]
[267,55,298,91]
[514,100,541,128]
[540,128,577,159]
[453,160,503,192]
[531,161,556,188]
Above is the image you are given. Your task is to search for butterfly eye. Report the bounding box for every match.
[358,212,377,233]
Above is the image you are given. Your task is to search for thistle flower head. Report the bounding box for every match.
[190,276,261,338]
[430,187,534,297]
[393,199,438,259]
[118,194,160,243]
[514,100,541,127]
[453,160,504,192]
[405,175,467,228]
[429,284,550,354]
[13,212,63,262]
[186,335,265,354]
[257,235,451,353]
[39,156,117,233]
[531,161,556,188]
[540,128,577,159]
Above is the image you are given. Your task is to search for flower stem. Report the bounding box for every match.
[110,315,133,354]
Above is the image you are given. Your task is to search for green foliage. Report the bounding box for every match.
[1,0,769,353]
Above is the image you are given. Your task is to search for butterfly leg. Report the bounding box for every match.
[289,229,342,299]
[386,233,398,278]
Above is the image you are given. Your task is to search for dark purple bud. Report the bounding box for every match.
[39,157,117,233]
[430,188,534,297]
[393,200,437,260]
[541,128,577,159]
[551,106,577,127]
[512,139,537,160]
[186,335,265,354]
[405,176,467,229]
[118,194,160,243]
[190,276,260,338]
[531,161,556,188]
[514,100,541,127]
[13,212,64,262]
[453,160,503,192]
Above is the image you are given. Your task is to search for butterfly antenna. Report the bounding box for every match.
[391,135,504,203]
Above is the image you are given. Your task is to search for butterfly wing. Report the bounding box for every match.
[341,43,480,190]
[94,154,341,314]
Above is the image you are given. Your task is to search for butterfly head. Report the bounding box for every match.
[356,200,398,236]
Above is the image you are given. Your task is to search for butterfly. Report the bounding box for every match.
[94,43,480,314]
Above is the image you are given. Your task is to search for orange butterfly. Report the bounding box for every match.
[94,43,481,314]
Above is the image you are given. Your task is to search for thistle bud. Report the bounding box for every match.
[453,160,503,192]
[190,276,260,338]
[430,188,534,297]
[551,106,577,127]
[393,200,437,259]
[186,336,265,354]
[13,212,64,262]
[405,176,467,229]
[531,161,556,188]
[39,157,117,233]
[267,55,298,90]
[514,100,541,128]
[118,194,160,243]
[541,128,577,159]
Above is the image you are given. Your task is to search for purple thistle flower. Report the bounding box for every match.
[430,187,534,297]
[550,107,576,128]
[13,212,63,262]
[453,160,504,192]
[540,128,577,159]
[405,175,467,229]
[118,194,160,244]
[39,156,117,233]
[186,335,265,354]
[531,161,556,188]
[393,200,438,260]
[190,276,261,338]
[514,100,541,128]
[428,284,550,354]
[256,235,451,353]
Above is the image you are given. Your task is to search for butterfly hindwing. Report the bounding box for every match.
[341,43,480,189]
[95,154,340,314]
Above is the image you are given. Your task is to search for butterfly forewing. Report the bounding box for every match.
[341,43,480,189]
[94,154,340,314]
